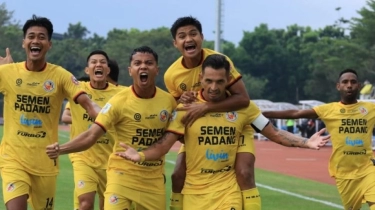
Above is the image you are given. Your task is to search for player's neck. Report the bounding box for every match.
[132,85,156,99]
[90,80,108,90]
[182,50,204,69]
[340,98,358,105]
[25,59,47,72]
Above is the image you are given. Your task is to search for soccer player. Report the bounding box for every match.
[46,46,177,210]
[65,50,124,210]
[61,58,124,125]
[0,15,98,210]
[118,54,330,210]
[263,69,375,210]
[164,16,259,210]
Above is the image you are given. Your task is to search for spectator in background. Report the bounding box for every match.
[306,119,316,138]
[360,80,372,99]
[286,119,294,133]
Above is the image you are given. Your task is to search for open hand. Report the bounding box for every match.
[116,142,141,162]
[307,128,330,150]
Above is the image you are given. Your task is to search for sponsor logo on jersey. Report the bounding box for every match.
[20,114,42,127]
[17,130,46,138]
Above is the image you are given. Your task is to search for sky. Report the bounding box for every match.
[4,0,369,45]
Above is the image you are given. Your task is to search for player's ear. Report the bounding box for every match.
[84,67,90,75]
[199,72,203,81]
[22,39,25,49]
[173,39,178,48]
[48,41,52,50]
[128,66,132,77]
[336,82,340,91]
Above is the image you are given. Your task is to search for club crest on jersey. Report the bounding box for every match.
[359,106,368,115]
[160,110,169,122]
[225,111,238,122]
[101,103,112,114]
[71,76,79,85]
[43,80,55,92]
[6,183,15,192]
[109,195,118,204]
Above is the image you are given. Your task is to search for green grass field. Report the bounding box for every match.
[0,129,370,209]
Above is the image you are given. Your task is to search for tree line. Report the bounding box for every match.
[1,1,374,103]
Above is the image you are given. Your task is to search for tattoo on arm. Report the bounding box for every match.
[271,124,307,148]
[147,132,179,150]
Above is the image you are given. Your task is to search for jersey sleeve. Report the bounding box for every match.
[94,96,119,132]
[313,104,329,119]
[0,63,15,93]
[164,69,181,99]
[60,70,86,103]
[226,57,242,88]
[166,108,185,135]
[247,102,269,131]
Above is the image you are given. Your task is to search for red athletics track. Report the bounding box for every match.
[59,125,342,185]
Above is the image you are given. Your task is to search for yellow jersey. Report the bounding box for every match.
[313,101,375,179]
[0,62,84,176]
[95,86,176,194]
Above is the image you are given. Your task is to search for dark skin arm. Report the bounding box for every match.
[262,109,319,119]
[178,79,250,126]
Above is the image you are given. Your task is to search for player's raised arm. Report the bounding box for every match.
[46,123,105,159]
[116,132,181,162]
[263,109,318,119]
[76,94,101,119]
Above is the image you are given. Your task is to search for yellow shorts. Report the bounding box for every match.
[237,125,255,154]
[183,183,242,210]
[104,184,166,210]
[1,167,56,210]
[336,171,375,210]
[72,161,106,198]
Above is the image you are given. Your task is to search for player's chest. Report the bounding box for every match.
[176,70,201,92]
[10,76,61,97]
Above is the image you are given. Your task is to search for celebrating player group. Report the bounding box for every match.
[0,14,373,210]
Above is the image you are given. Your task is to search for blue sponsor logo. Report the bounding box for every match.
[206,149,229,161]
[20,114,42,127]
[345,137,364,147]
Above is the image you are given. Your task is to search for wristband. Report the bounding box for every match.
[138,152,145,162]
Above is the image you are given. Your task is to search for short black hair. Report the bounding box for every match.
[129,46,158,65]
[170,16,202,39]
[77,76,90,82]
[202,54,230,75]
[86,50,109,63]
[108,59,119,82]
[338,69,358,81]
[23,14,53,40]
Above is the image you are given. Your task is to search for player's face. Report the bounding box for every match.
[128,52,159,87]
[173,25,203,59]
[22,26,51,62]
[85,54,110,82]
[200,67,230,102]
[336,72,361,101]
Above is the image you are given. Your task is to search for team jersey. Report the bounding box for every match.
[0,62,84,176]
[68,82,125,169]
[164,48,242,98]
[167,90,262,194]
[94,86,177,194]
[313,101,375,179]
